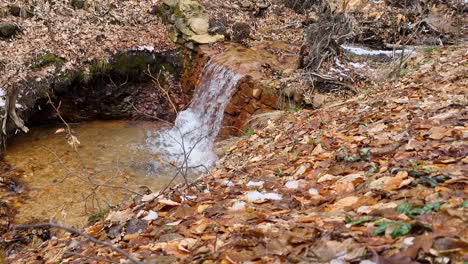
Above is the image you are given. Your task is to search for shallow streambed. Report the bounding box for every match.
[5,120,182,228]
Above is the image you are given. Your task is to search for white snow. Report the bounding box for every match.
[349,62,366,68]
[221,180,235,187]
[136,210,145,218]
[342,45,414,57]
[246,180,264,187]
[142,210,158,221]
[230,201,246,211]
[403,237,415,246]
[360,261,377,264]
[285,180,305,189]
[308,188,319,195]
[245,191,282,202]
[357,206,369,213]
[133,45,155,52]
[181,195,197,201]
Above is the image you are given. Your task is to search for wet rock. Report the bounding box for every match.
[0,23,20,38]
[232,22,251,42]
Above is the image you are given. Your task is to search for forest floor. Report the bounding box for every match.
[4,43,467,264]
[1,0,467,263]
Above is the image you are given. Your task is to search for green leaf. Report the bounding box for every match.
[462,201,468,208]
[391,223,412,238]
[344,216,352,224]
[396,202,411,215]
[372,221,394,236]
[163,226,173,231]
[351,217,378,226]
[421,177,439,187]
[360,148,371,157]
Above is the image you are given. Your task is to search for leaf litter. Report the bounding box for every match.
[3,34,468,264]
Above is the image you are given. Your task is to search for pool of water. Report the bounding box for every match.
[4,120,183,228]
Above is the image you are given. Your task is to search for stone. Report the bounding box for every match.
[0,23,19,38]
[188,16,209,35]
[188,34,224,44]
[175,18,195,37]
[312,94,326,108]
[163,0,179,8]
[260,90,278,108]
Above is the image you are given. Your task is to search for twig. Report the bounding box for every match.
[145,66,178,115]
[15,222,143,264]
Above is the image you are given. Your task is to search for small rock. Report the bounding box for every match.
[312,94,326,108]
[163,0,179,7]
[0,23,20,38]
[188,33,224,44]
[188,16,209,35]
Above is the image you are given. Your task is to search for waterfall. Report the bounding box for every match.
[146,60,242,171]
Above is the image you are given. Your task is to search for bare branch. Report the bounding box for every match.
[14,222,143,264]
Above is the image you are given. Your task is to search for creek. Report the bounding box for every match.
[2,60,242,228]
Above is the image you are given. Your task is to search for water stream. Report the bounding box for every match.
[147,60,242,170]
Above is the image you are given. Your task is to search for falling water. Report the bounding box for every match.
[147,60,242,170]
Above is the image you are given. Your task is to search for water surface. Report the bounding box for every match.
[5,120,180,227]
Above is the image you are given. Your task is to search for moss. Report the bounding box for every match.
[112,54,154,76]
[89,59,110,75]
[31,53,65,72]
[0,23,20,38]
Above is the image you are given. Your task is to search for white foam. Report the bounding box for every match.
[147,61,241,171]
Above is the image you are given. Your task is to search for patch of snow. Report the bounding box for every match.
[132,45,155,52]
[142,210,158,221]
[330,259,346,264]
[245,191,282,202]
[181,195,197,201]
[203,189,210,193]
[285,180,305,189]
[0,89,4,97]
[230,201,246,211]
[357,206,369,213]
[136,210,145,218]
[360,261,377,264]
[349,62,366,68]
[403,237,415,246]
[246,180,265,187]
[308,188,319,195]
[15,104,22,108]
[222,180,235,187]
[0,98,5,107]
[342,45,414,57]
